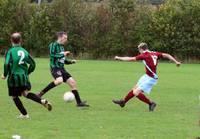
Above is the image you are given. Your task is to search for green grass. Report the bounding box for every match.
[0,58,199,139]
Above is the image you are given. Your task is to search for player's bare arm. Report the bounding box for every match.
[63,51,70,56]
[162,53,181,67]
[115,56,136,61]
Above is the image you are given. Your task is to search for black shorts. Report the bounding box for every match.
[51,67,72,82]
[8,85,31,97]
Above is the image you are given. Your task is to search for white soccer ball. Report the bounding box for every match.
[12,135,21,139]
[63,91,75,102]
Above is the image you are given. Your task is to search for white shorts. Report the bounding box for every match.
[136,74,157,94]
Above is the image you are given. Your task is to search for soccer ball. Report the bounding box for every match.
[63,91,75,102]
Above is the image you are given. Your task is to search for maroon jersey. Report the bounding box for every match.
[135,51,163,78]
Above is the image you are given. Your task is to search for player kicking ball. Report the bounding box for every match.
[112,42,181,111]
[2,32,52,119]
[37,31,89,107]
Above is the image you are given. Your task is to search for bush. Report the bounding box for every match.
[0,0,200,61]
[147,0,200,60]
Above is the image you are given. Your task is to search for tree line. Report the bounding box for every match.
[0,0,200,61]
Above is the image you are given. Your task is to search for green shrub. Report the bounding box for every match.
[0,0,200,60]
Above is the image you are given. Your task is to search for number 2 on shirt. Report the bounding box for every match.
[151,55,158,66]
[18,50,25,65]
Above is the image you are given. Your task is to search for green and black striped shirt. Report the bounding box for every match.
[3,45,35,87]
[49,41,73,69]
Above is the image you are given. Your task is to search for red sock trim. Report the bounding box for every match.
[136,93,151,105]
[124,90,135,103]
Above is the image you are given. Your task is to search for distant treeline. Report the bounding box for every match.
[0,0,200,61]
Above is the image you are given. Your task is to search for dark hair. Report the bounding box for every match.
[138,42,148,50]
[56,31,67,38]
[11,32,21,44]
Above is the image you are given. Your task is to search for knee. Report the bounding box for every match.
[54,78,63,85]
[132,88,140,96]
[69,80,76,87]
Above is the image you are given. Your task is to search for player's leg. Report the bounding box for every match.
[113,74,157,111]
[12,96,28,117]
[23,90,52,111]
[134,75,157,111]
[10,88,27,116]
[112,86,136,107]
[66,77,89,107]
[112,75,146,107]
[62,68,89,107]
[37,68,64,97]
[23,91,41,104]
[8,87,29,118]
[124,85,138,103]
[113,86,156,111]
[135,89,156,111]
[112,85,137,107]
[66,77,80,103]
[37,77,63,97]
[9,87,29,118]
[134,87,152,104]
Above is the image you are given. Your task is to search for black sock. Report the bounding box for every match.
[26,93,42,104]
[13,97,27,115]
[40,82,56,96]
[71,90,82,104]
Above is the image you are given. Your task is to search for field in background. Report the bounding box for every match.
[0,58,199,139]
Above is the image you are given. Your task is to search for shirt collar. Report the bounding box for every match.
[12,44,21,47]
[142,50,150,53]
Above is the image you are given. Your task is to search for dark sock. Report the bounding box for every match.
[40,82,56,96]
[26,93,42,104]
[136,93,151,105]
[124,90,135,103]
[13,97,27,115]
[71,90,82,104]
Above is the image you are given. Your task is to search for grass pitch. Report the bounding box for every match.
[0,58,199,139]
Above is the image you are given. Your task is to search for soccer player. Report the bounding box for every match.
[37,31,89,107]
[1,32,52,118]
[112,42,181,111]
